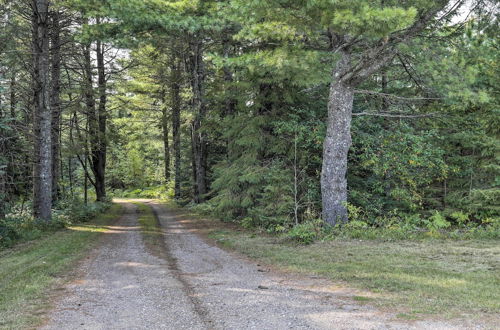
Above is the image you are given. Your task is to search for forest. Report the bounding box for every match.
[0,0,499,244]
[0,1,499,328]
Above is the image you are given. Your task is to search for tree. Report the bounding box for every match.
[169,55,182,198]
[32,0,52,221]
[229,0,471,225]
[93,29,108,202]
[50,6,61,201]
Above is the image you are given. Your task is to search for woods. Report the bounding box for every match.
[0,0,498,240]
[0,2,499,328]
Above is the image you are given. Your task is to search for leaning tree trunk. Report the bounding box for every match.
[32,0,52,221]
[321,50,353,225]
[50,9,61,202]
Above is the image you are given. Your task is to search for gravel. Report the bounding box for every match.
[42,202,205,330]
[41,200,486,330]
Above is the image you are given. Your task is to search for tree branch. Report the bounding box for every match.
[352,112,439,118]
[342,0,467,86]
[354,89,441,101]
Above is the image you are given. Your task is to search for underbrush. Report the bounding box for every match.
[168,201,500,320]
[0,198,111,248]
[111,185,172,200]
[188,201,499,244]
[288,215,499,244]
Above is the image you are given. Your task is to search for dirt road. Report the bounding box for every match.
[41,200,477,329]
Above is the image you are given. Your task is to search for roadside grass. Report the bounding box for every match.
[160,201,499,321]
[209,229,499,319]
[0,203,123,329]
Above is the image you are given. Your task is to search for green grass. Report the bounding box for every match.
[134,202,165,257]
[0,203,123,329]
[207,228,500,320]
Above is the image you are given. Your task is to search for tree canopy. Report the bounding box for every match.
[0,0,498,234]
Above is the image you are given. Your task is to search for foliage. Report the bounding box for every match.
[0,199,111,248]
[113,185,173,200]
[0,204,123,329]
[1,0,497,244]
[287,219,323,244]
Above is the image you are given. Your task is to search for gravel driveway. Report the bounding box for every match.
[41,199,481,330]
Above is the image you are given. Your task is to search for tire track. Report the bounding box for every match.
[144,202,215,330]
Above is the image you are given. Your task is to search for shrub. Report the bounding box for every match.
[0,221,19,247]
[189,202,215,216]
[287,220,322,244]
[116,185,172,200]
[0,198,111,248]
[425,210,451,231]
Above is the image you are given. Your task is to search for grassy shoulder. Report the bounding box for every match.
[164,201,499,321]
[0,203,123,329]
[212,230,499,319]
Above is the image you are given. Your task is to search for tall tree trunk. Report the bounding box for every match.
[222,35,236,117]
[190,129,198,199]
[189,39,207,203]
[170,60,182,199]
[92,38,107,201]
[380,69,392,207]
[0,94,6,219]
[10,72,16,118]
[50,9,61,202]
[32,0,52,221]
[321,50,352,225]
[3,72,18,209]
[161,92,170,182]
[82,38,98,200]
[68,113,74,197]
[0,72,14,219]
[83,30,107,202]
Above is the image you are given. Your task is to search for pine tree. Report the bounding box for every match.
[228,0,472,224]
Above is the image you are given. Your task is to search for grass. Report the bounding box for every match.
[92,198,500,322]
[208,228,499,319]
[162,201,499,321]
[0,203,123,329]
[134,202,165,257]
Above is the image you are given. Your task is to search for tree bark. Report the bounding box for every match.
[0,91,6,219]
[321,50,353,225]
[50,9,61,202]
[161,92,170,182]
[10,72,16,119]
[82,38,98,200]
[222,35,236,116]
[170,60,182,199]
[92,38,107,201]
[32,0,52,221]
[188,39,207,203]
